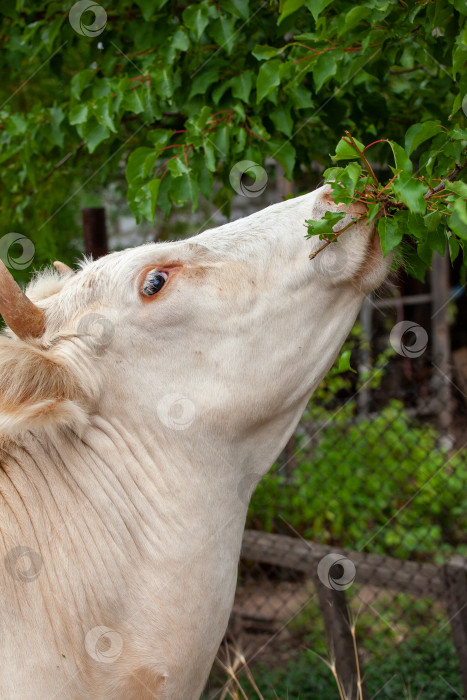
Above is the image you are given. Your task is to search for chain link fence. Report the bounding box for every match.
[204,281,467,700]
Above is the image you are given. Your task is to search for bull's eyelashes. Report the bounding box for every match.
[141,270,168,297]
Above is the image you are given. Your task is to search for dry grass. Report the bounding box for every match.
[213,611,425,700]
[215,628,365,700]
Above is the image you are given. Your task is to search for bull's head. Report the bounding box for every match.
[0,185,388,456]
[0,185,391,697]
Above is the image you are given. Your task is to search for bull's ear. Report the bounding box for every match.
[53,261,74,277]
[0,337,95,438]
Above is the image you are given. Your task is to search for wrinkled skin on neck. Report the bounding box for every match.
[0,186,389,698]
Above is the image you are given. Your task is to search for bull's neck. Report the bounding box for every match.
[0,416,249,697]
[0,415,249,595]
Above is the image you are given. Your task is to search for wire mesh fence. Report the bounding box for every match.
[203,289,467,700]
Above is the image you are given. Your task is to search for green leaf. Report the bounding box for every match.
[167,157,190,177]
[393,173,427,214]
[69,104,88,125]
[404,247,427,282]
[278,0,306,24]
[170,173,199,210]
[367,202,382,223]
[293,85,314,108]
[84,123,110,154]
[201,138,215,171]
[183,4,210,40]
[221,0,249,20]
[337,349,356,374]
[341,6,370,34]
[147,130,173,148]
[209,16,237,55]
[313,52,337,92]
[451,128,467,140]
[172,27,190,51]
[378,217,403,256]
[389,141,412,173]
[231,71,254,102]
[133,178,161,222]
[122,89,145,114]
[427,225,447,257]
[453,197,467,225]
[212,126,229,157]
[404,121,442,156]
[448,209,467,239]
[135,0,165,21]
[449,235,460,262]
[424,211,442,232]
[306,211,346,237]
[71,69,94,100]
[252,45,283,60]
[256,59,282,102]
[271,140,296,177]
[6,114,27,134]
[331,162,363,202]
[93,98,116,133]
[445,181,467,198]
[126,147,155,184]
[305,0,335,22]
[417,226,446,265]
[270,104,293,137]
[331,136,365,161]
[147,179,161,221]
[188,65,220,99]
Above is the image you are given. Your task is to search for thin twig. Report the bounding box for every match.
[344,131,379,186]
[309,215,366,260]
[389,65,436,77]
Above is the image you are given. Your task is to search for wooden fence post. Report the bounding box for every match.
[82,207,108,260]
[313,577,368,700]
[431,250,453,445]
[443,555,467,697]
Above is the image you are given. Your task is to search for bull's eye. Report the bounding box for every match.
[142,271,168,296]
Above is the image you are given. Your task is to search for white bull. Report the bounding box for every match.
[0,186,388,699]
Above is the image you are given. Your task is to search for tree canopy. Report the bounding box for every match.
[0,0,466,280]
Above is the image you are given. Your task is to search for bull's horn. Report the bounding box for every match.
[53,261,74,276]
[0,260,45,339]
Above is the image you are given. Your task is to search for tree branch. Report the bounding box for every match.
[424,161,467,198]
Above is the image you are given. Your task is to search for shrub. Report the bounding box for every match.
[248,397,467,560]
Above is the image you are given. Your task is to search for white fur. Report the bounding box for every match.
[0,186,389,699]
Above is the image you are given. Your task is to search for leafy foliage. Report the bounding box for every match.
[306,131,467,281]
[0,0,465,278]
